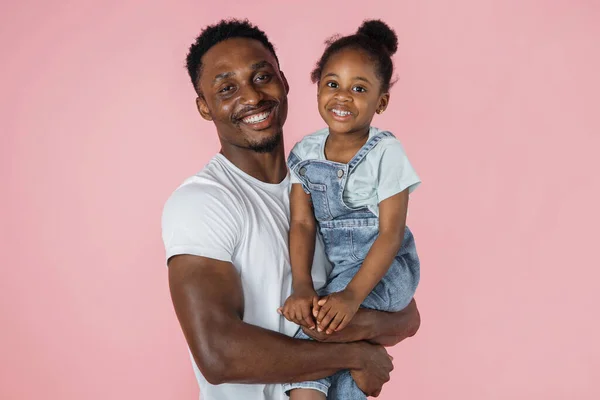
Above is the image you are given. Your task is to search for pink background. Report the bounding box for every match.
[1,0,599,399]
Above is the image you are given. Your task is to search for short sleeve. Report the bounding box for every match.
[287,130,328,192]
[161,182,242,264]
[377,139,421,203]
[289,167,302,185]
[287,143,306,188]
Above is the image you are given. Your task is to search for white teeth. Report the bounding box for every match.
[332,109,351,116]
[242,110,271,124]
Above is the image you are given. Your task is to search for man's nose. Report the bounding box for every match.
[239,83,264,105]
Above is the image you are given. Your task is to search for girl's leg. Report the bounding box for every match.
[328,370,367,400]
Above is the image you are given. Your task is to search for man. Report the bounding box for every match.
[162,19,420,400]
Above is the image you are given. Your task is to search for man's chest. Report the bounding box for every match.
[233,187,292,276]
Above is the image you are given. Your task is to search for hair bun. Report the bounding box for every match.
[357,19,398,55]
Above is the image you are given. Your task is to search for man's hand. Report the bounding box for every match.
[351,342,394,397]
[314,290,362,334]
[279,285,319,329]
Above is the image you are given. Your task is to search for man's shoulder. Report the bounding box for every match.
[161,156,249,264]
[164,156,243,214]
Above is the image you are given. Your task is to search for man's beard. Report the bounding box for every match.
[247,130,282,153]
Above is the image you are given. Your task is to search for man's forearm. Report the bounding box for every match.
[363,300,420,345]
[196,317,364,385]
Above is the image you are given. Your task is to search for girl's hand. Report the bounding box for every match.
[279,285,319,329]
[315,290,362,334]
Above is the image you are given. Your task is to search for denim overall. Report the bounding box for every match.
[283,131,420,399]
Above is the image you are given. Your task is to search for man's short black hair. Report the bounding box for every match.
[186,19,279,94]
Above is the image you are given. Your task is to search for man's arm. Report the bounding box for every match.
[168,254,393,392]
[302,299,421,346]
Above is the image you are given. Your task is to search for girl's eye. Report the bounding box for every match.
[353,86,366,93]
[326,81,338,88]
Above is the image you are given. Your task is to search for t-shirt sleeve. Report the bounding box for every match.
[377,139,421,203]
[161,183,242,264]
[289,169,302,185]
[287,141,305,186]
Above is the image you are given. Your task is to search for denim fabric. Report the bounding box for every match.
[283,131,420,399]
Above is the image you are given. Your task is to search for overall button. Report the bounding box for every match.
[337,169,344,178]
[299,167,307,176]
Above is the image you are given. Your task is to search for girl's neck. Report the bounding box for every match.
[327,126,370,147]
[324,126,371,163]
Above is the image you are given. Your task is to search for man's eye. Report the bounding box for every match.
[255,74,271,82]
[219,85,234,93]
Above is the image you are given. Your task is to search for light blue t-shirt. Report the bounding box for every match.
[289,126,421,216]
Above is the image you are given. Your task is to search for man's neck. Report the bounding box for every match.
[220,143,287,184]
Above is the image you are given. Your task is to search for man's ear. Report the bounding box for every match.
[196,95,212,121]
[280,70,290,94]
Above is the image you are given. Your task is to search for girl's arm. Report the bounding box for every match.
[281,183,320,328]
[289,183,317,289]
[345,189,409,302]
[316,189,409,333]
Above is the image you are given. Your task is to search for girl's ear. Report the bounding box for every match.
[376,93,390,114]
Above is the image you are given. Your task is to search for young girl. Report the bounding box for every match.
[281,20,421,399]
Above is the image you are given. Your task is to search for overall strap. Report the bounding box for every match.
[287,151,303,172]
[347,131,394,174]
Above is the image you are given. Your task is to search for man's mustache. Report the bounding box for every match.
[231,100,278,122]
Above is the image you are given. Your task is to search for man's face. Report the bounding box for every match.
[196,38,289,153]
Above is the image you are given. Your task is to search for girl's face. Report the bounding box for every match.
[317,48,389,136]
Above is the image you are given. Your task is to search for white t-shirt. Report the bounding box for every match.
[289,126,421,216]
[161,153,331,400]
